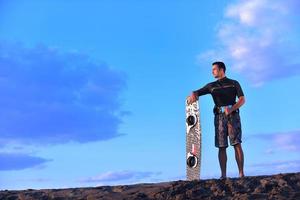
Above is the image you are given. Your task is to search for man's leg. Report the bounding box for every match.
[215,113,228,178]
[234,143,244,177]
[218,147,227,178]
[228,112,244,177]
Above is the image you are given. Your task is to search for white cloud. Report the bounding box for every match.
[80,170,162,184]
[248,130,300,153]
[198,0,300,85]
[248,159,300,175]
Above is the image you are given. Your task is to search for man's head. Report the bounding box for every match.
[212,61,226,79]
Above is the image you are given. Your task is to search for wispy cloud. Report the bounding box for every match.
[198,0,300,86]
[0,152,51,171]
[80,170,162,184]
[248,159,300,175]
[16,178,52,183]
[248,130,300,153]
[0,42,127,146]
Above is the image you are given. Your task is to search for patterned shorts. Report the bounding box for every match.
[214,112,242,148]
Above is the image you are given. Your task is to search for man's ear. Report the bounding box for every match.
[220,68,225,74]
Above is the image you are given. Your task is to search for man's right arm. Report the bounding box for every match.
[193,83,210,97]
[188,84,210,104]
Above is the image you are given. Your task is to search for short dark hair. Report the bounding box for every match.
[212,61,226,73]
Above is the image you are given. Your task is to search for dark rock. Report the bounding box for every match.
[0,172,300,200]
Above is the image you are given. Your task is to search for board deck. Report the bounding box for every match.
[185,97,201,180]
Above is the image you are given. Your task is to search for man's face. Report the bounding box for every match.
[212,64,221,78]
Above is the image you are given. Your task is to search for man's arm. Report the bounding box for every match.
[226,80,245,114]
[187,92,198,104]
[227,96,245,114]
[187,84,210,104]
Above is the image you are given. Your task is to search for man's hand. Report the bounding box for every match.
[225,96,245,115]
[224,107,232,116]
[187,93,198,104]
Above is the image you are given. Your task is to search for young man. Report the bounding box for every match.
[188,61,245,179]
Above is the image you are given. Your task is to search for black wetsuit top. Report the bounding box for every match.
[193,77,244,107]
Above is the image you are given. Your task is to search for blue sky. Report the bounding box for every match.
[0,0,299,190]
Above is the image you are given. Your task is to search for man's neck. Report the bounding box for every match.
[218,75,226,80]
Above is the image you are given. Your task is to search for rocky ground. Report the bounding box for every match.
[1,172,299,200]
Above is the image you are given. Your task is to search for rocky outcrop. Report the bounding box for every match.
[1,172,299,199]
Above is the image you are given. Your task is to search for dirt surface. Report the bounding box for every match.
[1,172,299,200]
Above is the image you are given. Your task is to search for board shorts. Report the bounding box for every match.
[214,111,242,148]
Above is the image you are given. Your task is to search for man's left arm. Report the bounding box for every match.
[226,80,245,115]
[229,96,245,113]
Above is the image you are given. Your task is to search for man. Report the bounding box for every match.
[188,61,245,179]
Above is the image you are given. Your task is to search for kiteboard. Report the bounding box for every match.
[185,97,201,180]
